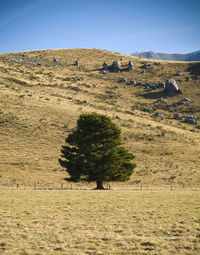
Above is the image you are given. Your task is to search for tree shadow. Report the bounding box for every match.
[64,177,80,182]
[187,63,200,76]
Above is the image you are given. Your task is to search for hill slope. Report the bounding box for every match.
[132,50,200,61]
[0,48,200,187]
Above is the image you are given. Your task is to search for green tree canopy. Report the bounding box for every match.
[59,113,136,189]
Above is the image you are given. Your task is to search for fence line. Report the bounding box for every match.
[0,183,199,191]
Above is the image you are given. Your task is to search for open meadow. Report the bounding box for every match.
[0,189,200,255]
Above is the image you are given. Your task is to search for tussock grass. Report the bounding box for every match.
[0,189,199,254]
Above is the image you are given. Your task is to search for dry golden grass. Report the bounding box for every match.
[0,48,200,187]
[0,189,199,255]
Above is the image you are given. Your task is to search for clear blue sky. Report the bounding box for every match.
[0,0,200,54]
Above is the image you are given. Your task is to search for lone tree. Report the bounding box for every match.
[59,113,136,189]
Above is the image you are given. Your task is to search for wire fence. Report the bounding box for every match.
[0,183,199,191]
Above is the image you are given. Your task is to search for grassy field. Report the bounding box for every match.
[0,189,200,255]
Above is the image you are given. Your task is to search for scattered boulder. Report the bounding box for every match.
[128,80,137,85]
[158,83,165,88]
[9,59,20,63]
[183,97,191,103]
[155,112,164,118]
[75,60,79,66]
[154,62,160,66]
[173,113,182,120]
[103,62,109,70]
[118,77,127,83]
[142,83,162,90]
[165,79,180,93]
[149,84,157,90]
[177,71,183,76]
[178,98,191,106]
[23,62,39,66]
[101,70,107,74]
[185,115,197,125]
[128,61,134,71]
[140,82,147,87]
[154,99,165,104]
[186,76,191,81]
[142,63,150,69]
[109,61,121,72]
[77,77,83,81]
[53,58,59,63]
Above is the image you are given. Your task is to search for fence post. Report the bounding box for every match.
[171,185,173,191]
[140,185,143,190]
[70,184,72,190]
[16,184,19,189]
[61,183,63,190]
[34,184,36,190]
[107,184,111,190]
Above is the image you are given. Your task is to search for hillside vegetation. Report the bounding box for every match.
[0,48,200,187]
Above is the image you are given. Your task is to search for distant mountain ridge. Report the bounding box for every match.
[132,50,200,61]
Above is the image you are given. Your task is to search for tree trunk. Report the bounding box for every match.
[95,180,104,190]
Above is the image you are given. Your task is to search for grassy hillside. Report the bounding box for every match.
[0,48,200,187]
